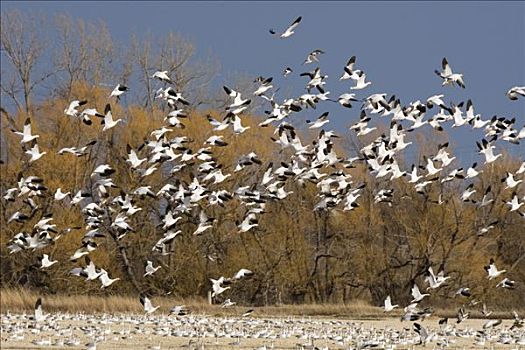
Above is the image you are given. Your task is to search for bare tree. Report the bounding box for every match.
[1,10,55,116]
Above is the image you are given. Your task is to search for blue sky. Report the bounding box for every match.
[2,1,525,162]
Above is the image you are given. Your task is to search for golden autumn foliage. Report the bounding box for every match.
[0,81,523,312]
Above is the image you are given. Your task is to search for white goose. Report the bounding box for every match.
[33,298,48,323]
[39,254,58,269]
[151,70,172,83]
[269,16,302,38]
[98,269,120,288]
[350,71,371,90]
[411,284,429,303]
[506,192,524,212]
[11,118,39,144]
[144,260,161,277]
[140,295,160,314]
[25,142,46,163]
[383,295,398,312]
[101,104,122,131]
[484,258,506,280]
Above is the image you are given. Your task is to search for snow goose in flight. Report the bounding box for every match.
[450,103,467,128]
[210,276,231,298]
[78,107,103,125]
[39,254,58,269]
[64,99,88,117]
[232,268,254,280]
[496,277,515,289]
[432,142,456,167]
[58,140,97,157]
[464,99,480,123]
[144,260,161,277]
[11,118,39,144]
[461,183,476,202]
[413,323,430,345]
[25,142,46,163]
[339,56,358,80]
[303,49,325,65]
[235,152,262,172]
[283,67,293,77]
[126,144,147,169]
[207,114,230,131]
[476,186,493,207]
[238,213,259,233]
[91,164,115,178]
[193,209,214,235]
[151,70,172,84]
[425,157,442,177]
[337,93,358,108]
[69,241,97,261]
[224,85,251,110]
[506,192,524,212]
[306,112,330,129]
[411,284,429,303]
[70,257,102,280]
[100,104,122,131]
[506,86,525,100]
[140,294,160,314]
[205,135,228,147]
[232,115,250,134]
[254,77,273,96]
[110,84,128,100]
[426,94,446,109]
[476,139,502,164]
[33,297,48,323]
[477,220,498,236]
[54,188,70,201]
[425,267,450,289]
[414,177,443,196]
[435,57,465,88]
[465,162,481,179]
[484,258,506,279]
[383,295,398,312]
[350,71,371,90]
[502,172,522,189]
[269,16,302,38]
[99,268,120,288]
[455,287,471,297]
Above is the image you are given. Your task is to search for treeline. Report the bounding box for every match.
[1,10,524,310]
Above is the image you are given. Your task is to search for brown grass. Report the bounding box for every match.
[1,288,521,319]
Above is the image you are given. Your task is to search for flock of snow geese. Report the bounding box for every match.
[3,14,525,349]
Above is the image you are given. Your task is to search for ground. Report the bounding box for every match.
[1,313,523,350]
